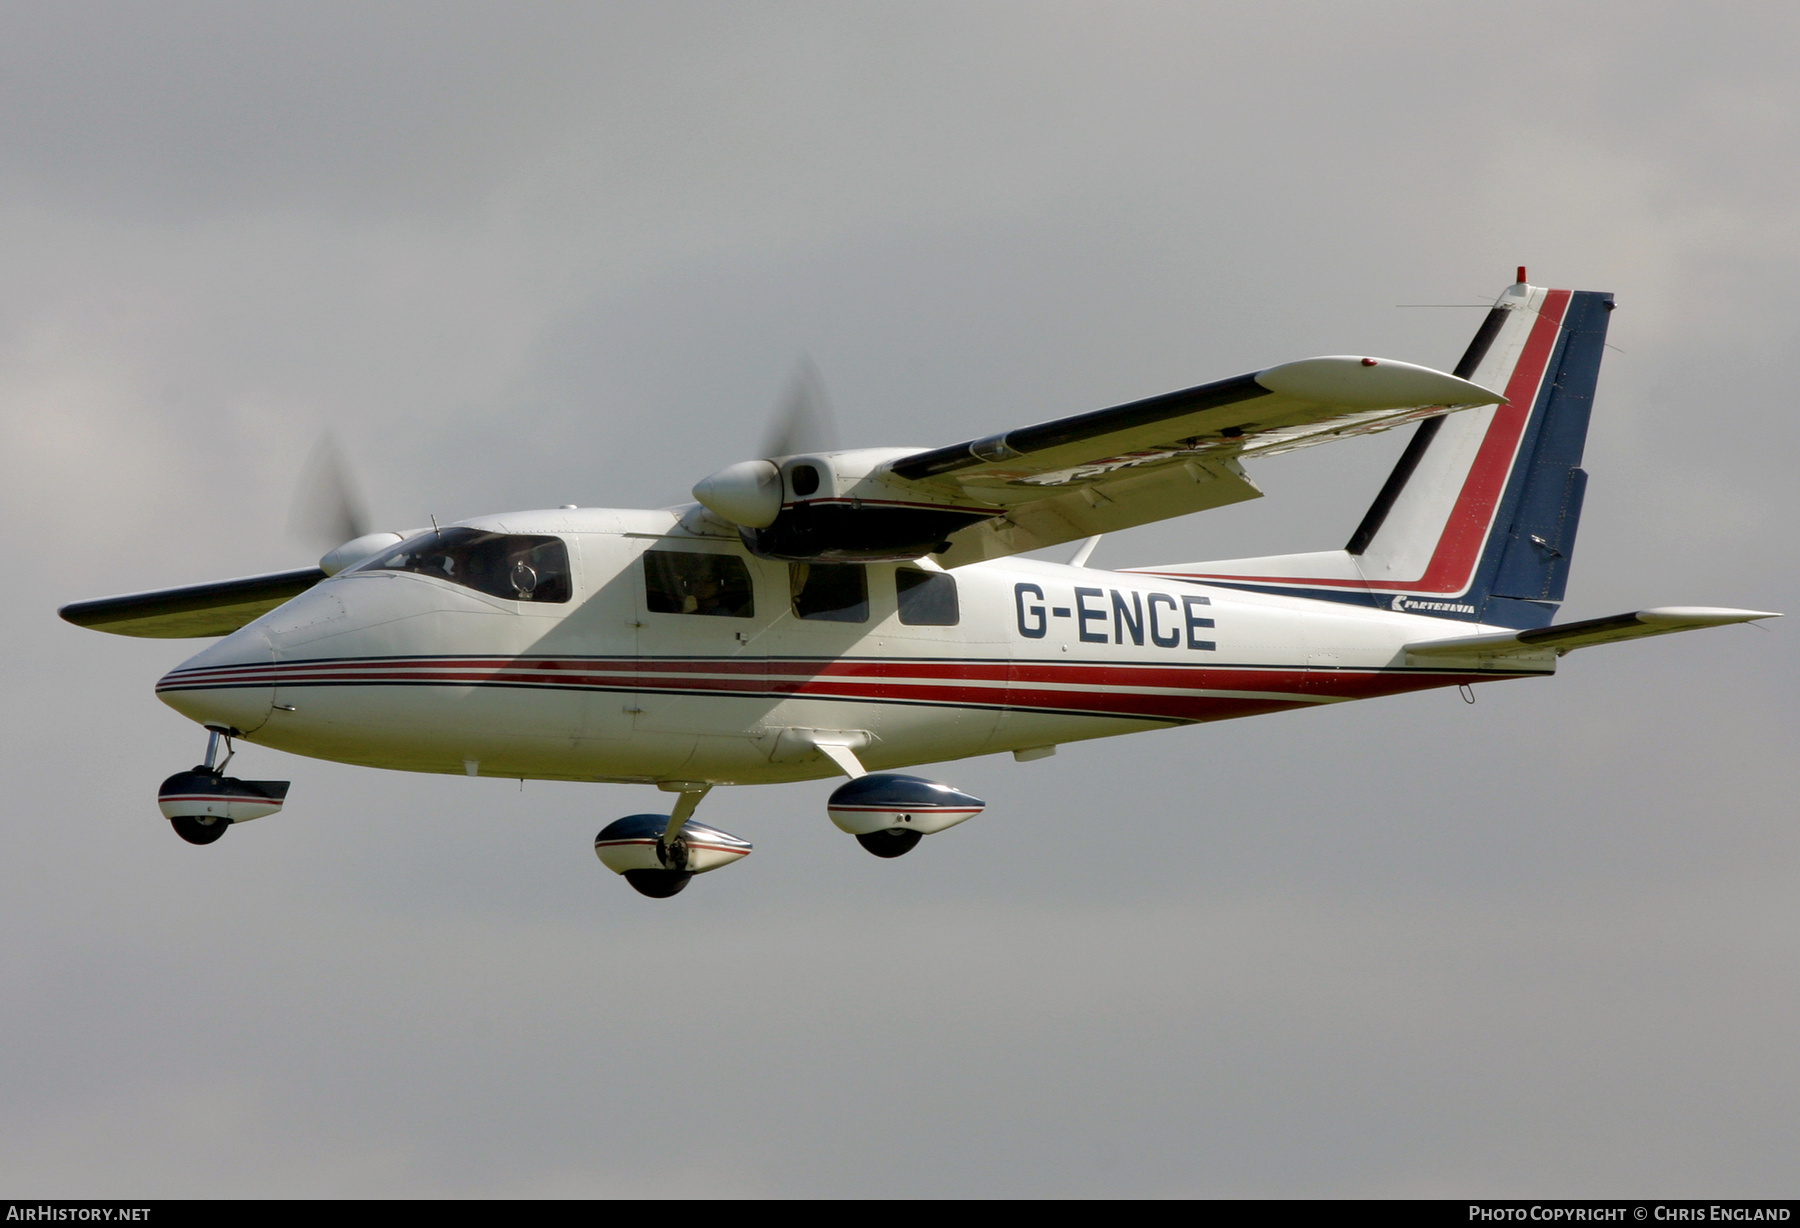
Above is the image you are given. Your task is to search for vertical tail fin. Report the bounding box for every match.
[1132,275,1615,629]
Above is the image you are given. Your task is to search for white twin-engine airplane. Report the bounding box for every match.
[62,272,1778,897]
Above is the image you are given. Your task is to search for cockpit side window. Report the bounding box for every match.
[643,550,755,617]
[354,528,572,603]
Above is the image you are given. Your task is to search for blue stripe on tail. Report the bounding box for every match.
[1469,290,1613,629]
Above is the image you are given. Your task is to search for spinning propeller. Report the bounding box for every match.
[288,433,414,577]
[298,359,839,574]
[759,356,841,460]
[289,434,372,554]
[693,359,858,534]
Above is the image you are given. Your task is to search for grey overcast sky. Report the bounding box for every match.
[4,1,1797,1197]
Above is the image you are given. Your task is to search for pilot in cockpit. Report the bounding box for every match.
[685,572,727,615]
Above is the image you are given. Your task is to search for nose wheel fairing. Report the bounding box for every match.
[156,726,291,846]
[157,769,290,824]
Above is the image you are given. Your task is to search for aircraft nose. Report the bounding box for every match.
[156,626,276,734]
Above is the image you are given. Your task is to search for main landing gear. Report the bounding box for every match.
[594,784,753,898]
[594,752,992,899]
[806,739,987,860]
[826,770,985,859]
[156,726,291,846]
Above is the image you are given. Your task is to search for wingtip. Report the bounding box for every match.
[1636,607,1782,626]
[1255,356,1504,410]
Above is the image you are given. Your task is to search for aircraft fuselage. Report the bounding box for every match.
[155,506,1543,787]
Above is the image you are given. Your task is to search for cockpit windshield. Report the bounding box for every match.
[353,528,572,603]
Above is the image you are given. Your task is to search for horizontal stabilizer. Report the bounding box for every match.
[59,568,326,638]
[1405,606,1779,661]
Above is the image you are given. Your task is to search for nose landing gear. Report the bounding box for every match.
[157,726,291,845]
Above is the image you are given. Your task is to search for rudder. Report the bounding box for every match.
[1476,289,1611,624]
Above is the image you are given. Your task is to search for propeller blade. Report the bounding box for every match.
[760,357,841,459]
[289,433,371,550]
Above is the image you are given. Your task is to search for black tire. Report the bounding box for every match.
[171,815,230,846]
[855,828,923,859]
[622,869,692,898]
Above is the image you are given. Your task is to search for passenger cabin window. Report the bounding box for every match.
[355,528,572,603]
[896,567,959,626]
[643,550,755,617]
[790,562,867,623]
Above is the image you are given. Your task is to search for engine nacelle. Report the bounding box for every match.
[320,531,406,576]
[827,773,985,837]
[157,769,290,824]
[692,448,993,563]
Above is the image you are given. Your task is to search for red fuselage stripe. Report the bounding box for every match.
[158,655,1507,722]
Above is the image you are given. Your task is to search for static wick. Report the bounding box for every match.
[430,514,441,539]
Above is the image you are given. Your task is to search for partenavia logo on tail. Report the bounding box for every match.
[1392,595,1475,615]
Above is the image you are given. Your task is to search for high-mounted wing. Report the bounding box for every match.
[903,356,1501,565]
[694,355,1503,566]
[59,568,326,638]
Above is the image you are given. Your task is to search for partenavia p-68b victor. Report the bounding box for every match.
[61,272,1778,897]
